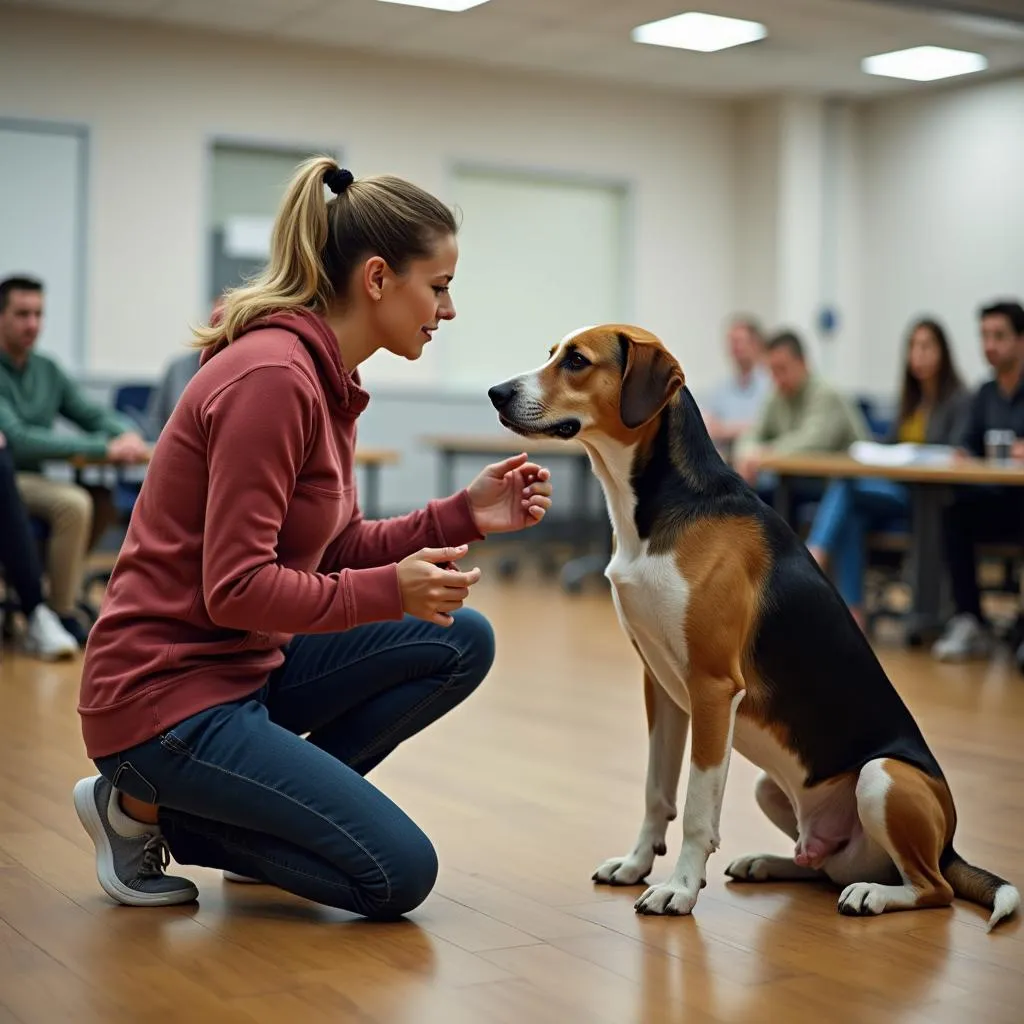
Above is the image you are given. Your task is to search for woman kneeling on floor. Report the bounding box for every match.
[73,159,553,918]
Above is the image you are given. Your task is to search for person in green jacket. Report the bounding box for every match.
[733,329,870,521]
[0,276,149,641]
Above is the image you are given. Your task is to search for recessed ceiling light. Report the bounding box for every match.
[375,0,491,11]
[631,12,767,53]
[861,45,987,81]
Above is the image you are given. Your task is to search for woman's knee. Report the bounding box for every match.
[362,826,439,920]
[448,607,496,686]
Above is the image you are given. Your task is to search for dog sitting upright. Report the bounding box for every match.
[488,323,1019,929]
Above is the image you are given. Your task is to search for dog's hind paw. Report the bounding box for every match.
[725,853,824,883]
[592,852,655,886]
[838,881,917,916]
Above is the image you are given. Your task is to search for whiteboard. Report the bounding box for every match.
[0,121,86,371]
[361,166,629,392]
[442,168,629,390]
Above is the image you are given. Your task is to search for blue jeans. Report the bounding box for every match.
[805,478,909,607]
[94,609,495,920]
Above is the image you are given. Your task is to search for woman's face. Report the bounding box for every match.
[372,233,458,361]
[908,326,942,384]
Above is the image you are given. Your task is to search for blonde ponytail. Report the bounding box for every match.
[193,156,457,351]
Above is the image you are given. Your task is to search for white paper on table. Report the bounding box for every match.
[848,441,956,467]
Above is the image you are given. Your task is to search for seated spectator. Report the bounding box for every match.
[933,299,1024,662]
[703,315,771,448]
[805,319,969,629]
[734,329,869,500]
[144,348,200,440]
[1,431,79,659]
[0,275,149,643]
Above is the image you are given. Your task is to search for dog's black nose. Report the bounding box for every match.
[488,381,516,409]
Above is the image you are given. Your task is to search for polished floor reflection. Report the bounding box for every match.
[1,569,1021,1023]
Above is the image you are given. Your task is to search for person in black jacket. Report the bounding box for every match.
[932,300,1024,663]
[0,431,80,659]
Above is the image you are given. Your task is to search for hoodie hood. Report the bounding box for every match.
[200,307,369,418]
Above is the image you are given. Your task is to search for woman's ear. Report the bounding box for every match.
[362,256,387,301]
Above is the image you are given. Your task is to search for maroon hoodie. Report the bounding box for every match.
[78,309,482,759]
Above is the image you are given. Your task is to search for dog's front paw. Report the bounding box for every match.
[634,878,700,916]
[592,850,655,886]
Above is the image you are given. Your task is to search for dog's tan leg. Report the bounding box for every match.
[837,758,954,917]
[634,673,744,915]
[594,668,688,886]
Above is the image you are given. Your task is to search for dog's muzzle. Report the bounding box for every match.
[489,378,581,440]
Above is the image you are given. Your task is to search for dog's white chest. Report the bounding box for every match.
[606,548,691,709]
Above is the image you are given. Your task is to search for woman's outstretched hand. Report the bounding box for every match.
[397,545,481,627]
[466,452,553,535]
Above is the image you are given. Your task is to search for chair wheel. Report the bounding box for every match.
[497,557,520,580]
[539,554,560,579]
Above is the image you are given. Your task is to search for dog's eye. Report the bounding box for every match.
[563,350,590,372]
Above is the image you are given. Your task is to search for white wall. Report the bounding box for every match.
[4,6,1022,511]
[732,96,865,389]
[0,7,737,396]
[733,99,780,330]
[861,75,1024,395]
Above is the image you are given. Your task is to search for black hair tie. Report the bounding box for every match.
[323,167,354,196]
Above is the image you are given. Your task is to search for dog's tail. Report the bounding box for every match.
[941,846,1020,931]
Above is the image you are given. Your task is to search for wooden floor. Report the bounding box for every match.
[1,570,1022,1023]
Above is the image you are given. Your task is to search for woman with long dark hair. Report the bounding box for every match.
[805,318,969,628]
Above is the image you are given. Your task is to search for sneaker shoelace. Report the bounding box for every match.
[139,835,172,878]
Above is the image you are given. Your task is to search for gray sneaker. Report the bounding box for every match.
[73,775,198,906]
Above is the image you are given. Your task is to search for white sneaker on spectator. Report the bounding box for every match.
[932,613,991,662]
[23,604,79,661]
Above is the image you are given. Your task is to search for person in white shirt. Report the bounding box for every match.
[702,315,771,449]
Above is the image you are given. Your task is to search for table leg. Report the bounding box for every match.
[441,450,456,498]
[904,484,946,645]
[773,476,793,526]
[363,464,381,519]
[560,453,610,594]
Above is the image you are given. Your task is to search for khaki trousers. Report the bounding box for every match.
[14,473,115,617]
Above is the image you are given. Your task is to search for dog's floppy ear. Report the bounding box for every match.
[618,331,685,429]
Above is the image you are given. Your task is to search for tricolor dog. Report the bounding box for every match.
[488,324,1019,929]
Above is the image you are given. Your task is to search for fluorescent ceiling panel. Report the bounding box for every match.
[631,12,767,52]
[861,45,987,81]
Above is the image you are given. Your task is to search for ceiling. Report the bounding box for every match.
[5,0,1024,98]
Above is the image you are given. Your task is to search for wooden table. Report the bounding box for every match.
[419,434,607,592]
[68,450,152,469]
[420,434,583,493]
[354,447,400,518]
[756,451,1024,487]
[758,450,1024,640]
[68,446,401,518]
